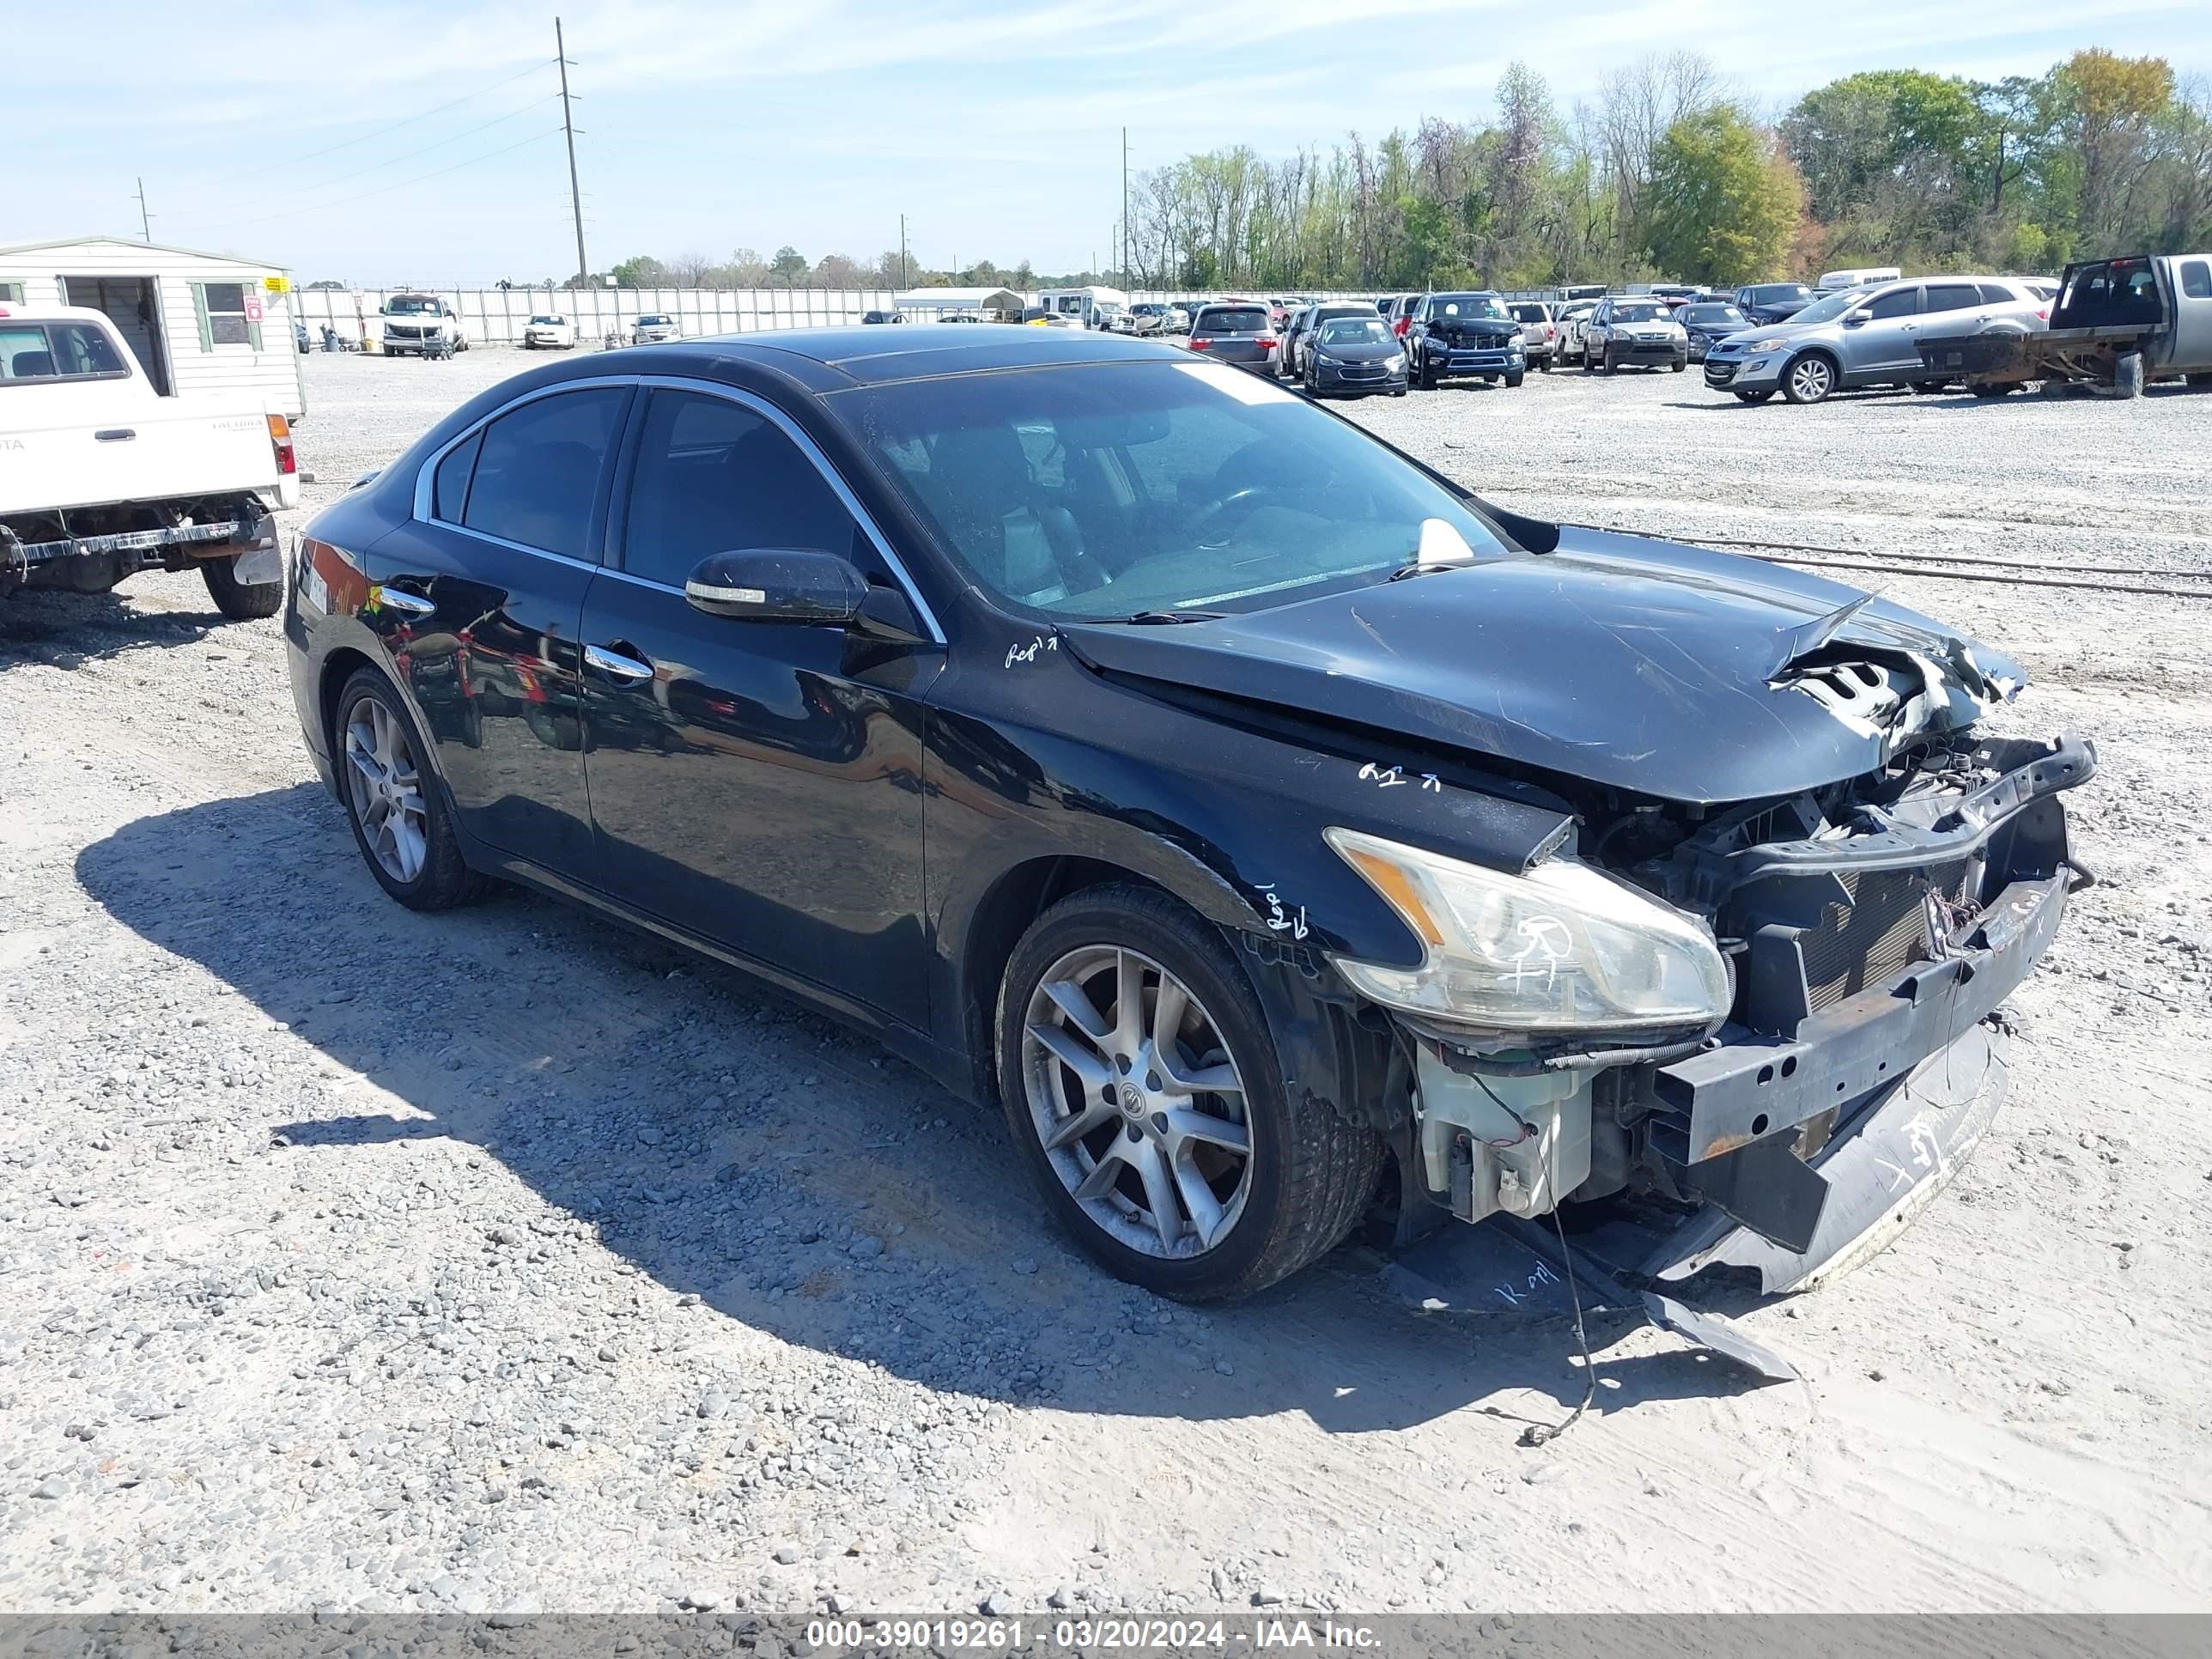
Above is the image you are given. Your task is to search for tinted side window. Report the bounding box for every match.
[462,388,627,560]
[432,429,483,521]
[1924,283,1982,313]
[1864,288,1920,320]
[1977,282,2016,306]
[623,391,859,589]
[2182,260,2212,300]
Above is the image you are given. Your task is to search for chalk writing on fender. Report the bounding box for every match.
[1255,883,1309,940]
[1005,635,1059,669]
[1358,762,1441,792]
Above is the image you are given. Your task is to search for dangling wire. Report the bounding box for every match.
[1462,1066,1602,1449]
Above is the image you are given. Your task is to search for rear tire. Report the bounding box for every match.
[2115,352,2145,399]
[995,884,1382,1302]
[202,553,283,620]
[332,667,488,912]
[1971,382,2021,398]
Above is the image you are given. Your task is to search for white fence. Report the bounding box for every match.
[289,286,909,346]
[287,286,1401,347]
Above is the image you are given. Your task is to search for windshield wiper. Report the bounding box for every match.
[1382,559,1468,583]
[1103,609,1226,624]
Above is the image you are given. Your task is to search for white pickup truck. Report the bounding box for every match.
[2,302,297,618]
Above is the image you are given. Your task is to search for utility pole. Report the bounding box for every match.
[899,215,908,288]
[556,17,588,287]
[1121,126,1129,284]
[134,178,153,242]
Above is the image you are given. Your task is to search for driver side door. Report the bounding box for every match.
[576,384,944,1026]
[1841,284,1923,380]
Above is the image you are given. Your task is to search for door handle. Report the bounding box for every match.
[586,642,654,683]
[94,428,136,441]
[376,586,437,617]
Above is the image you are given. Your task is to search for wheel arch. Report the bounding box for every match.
[953,854,1207,1103]
[1787,344,1842,379]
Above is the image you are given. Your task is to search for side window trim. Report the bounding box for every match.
[412,373,943,644]
[632,374,945,643]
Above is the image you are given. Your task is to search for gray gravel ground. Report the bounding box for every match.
[2,348,2209,1617]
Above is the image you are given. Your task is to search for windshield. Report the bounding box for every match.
[386,296,437,314]
[530,315,564,325]
[640,315,671,325]
[1318,318,1390,347]
[1776,289,1864,326]
[1429,293,1507,320]
[1680,304,1747,325]
[1611,302,1669,323]
[836,360,1512,621]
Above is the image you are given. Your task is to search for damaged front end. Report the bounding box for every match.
[1328,649,2092,1293]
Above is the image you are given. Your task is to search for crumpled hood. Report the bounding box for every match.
[1060,526,2024,805]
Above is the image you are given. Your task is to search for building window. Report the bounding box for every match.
[193,281,260,349]
[0,283,23,304]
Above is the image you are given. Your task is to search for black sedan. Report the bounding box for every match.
[1300,314,1408,397]
[284,326,2090,1303]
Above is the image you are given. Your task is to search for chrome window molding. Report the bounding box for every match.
[410,373,946,644]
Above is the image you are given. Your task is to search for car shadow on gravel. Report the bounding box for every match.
[78,785,1765,1434]
[2,586,236,668]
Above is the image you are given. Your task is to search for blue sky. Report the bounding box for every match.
[12,0,2209,285]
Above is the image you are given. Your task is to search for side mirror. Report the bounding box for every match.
[685,548,869,624]
[1843,313,1868,327]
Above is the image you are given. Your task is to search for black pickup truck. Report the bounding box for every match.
[1917,252,2212,397]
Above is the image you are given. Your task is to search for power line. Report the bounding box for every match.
[173,57,557,194]
[178,129,565,234]
[167,94,563,224]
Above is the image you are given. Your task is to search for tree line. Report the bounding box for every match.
[592,47,2210,295]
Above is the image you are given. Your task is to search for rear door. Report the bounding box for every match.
[576,383,942,1026]
[373,382,631,872]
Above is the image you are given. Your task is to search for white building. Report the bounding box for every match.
[891,286,1025,321]
[0,235,307,420]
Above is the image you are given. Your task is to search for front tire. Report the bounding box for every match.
[1735,389,1775,404]
[333,668,486,912]
[1504,370,1524,387]
[1604,348,1620,374]
[1782,353,1837,404]
[202,553,283,620]
[995,884,1381,1302]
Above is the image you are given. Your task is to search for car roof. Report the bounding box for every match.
[567,323,1189,390]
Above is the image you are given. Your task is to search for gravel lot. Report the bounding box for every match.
[3,348,2209,1617]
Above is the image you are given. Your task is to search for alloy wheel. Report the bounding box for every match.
[343,696,429,884]
[1019,945,1254,1259]
[1787,356,1834,403]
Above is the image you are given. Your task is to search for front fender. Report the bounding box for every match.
[920,645,1578,1064]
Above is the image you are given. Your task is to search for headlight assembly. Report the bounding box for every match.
[1324,828,1731,1036]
